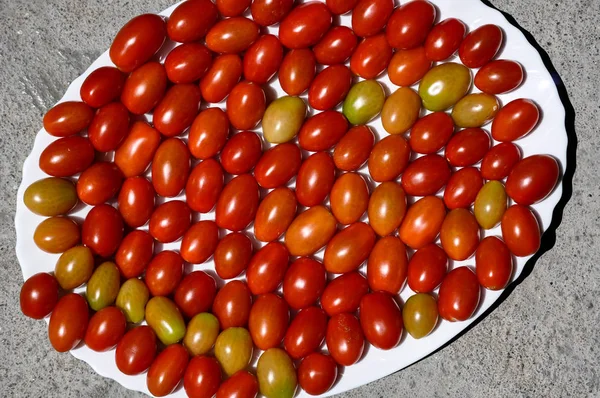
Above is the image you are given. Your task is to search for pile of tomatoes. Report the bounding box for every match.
[19,0,560,397]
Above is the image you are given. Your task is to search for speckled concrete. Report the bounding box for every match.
[0,0,598,397]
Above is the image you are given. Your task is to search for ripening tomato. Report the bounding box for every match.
[214,232,254,279]
[153,84,201,137]
[285,206,337,256]
[368,134,411,182]
[206,17,259,54]
[181,221,219,264]
[360,292,403,350]
[491,98,540,142]
[409,112,454,154]
[251,0,294,26]
[76,162,123,205]
[459,24,503,68]
[401,154,451,196]
[424,18,466,61]
[184,356,222,398]
[247,242,289,295]
[279,49,316,96]
[34,216,80,253]
[475,60,523,94]
[254,187,297,242]
[295,152,335,207]
[217,0,250,16]
[213,280,252,328]
[445,128,491,167]
[333,125,374,171]
[399,196,446,250]
[407,243,447,293]
[298,353,337,396]
[501,205,541,257]
[80,67,126,108]
[20,273,59,319]
[167,0,218,43]
[386,1,436,49]
[308,65,353,110]
[254,143,302,189]
[216,370,259,398]
[109,14,166,72]
[48,293,89,352]
[188,108,230,160]
[84,306,126,352]
[226,81,266,130]
[43,101,94,137]
[147,344,189,397]
[283,257,326,310]
[440,209,480,261]
[367,236,408,294]
[39,136,94,177]
[298,111,348,152]
[438,267,480,321]
[321,272,369,316]
[403,293,438,339]
[145,251,184,297]
[279,2,332,48]
[244,35,284,84]
[506,155,559,205]
[326,313,364,366]
[283,306,327,359]
[115,122,161,178]
[476,236,513,290]
[215,174,260,231]
[326,0,359,14]
[120,62,167,115]
[249,293,290,350]
[149,200,191,243]
[88,102,130,152]
[388,47,432,87]
[350,33,393,79]
[381,87,422,135]
[115,230,154,278]
[200,54,243,103]
[324,223,376,274]
[368,181,407,236]
[152,138,190,197]
[175,271,217,319]
[480,143,521,180]
[164,43,212,84]
[352,0,394,37]
[117,176,155,228]
[314,26,357,65]
[82,204,124,257]
[329,172,369,225]
[444,167,483,209]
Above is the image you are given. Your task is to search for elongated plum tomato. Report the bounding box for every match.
[109,14,166,73]
[295,152,336,207]
[254,143,302,189]
[115,230,154,279]
[220,131,262,175]
[386,0,436,49]
[402,293,438,339]
[84,306,126,352]
[444,167,484,209]
[285,206,337,257]
[82,204,124,257]
[321,272,369,316]
[368,134,411,182]
[279,2,332,49]
[351,0,394,37]
[152,138,190,197]
[149,200,191,243]
[116,326,157,375]
[399,196,446,250]
[212,280,252,329]
[86,261,120,312]
[216,0,250,16]
[34,216,80,253]
[244,34,284,85]
[298,353,337,396]
[88,102,130,152]
[326,0,359,15]
[251,0,294,26]
[298,110,348,152]
[381,87,422,135]
[175,271,217,319]
[167,0,218,43]
[283,257,326,310]
[501,205,541,257]
[183,313,219,359]
[474,180,507,229]
[145,251,184,297]
[314,26,357,65]
[117,176,155,228]
[459,24,503,68]
[308,65,353,111]
[424,18,466,61]
[247,242,290,295]
[451,93,500,128]
[283,306,328,360]
[147,344,189,397]
[164,43,212,84]
[76,162,123,205]
[475,60,524,94]
[39,136,94,177]
[214,232,254,279]
[480,143,521,181]
[350,33,393,79]
[115,122,161,178]
[262,96,307,144]
[153,84,201,137]
[344,81,386,126]
[401,154,451,196]
[226,81,266,130]
[491,98,540,142]
[257,348,297,398]
[145,297,186,345]
[409,112,454,154]
[333,125,374,171]
[326,313,364,366]
[324,222,376,274]
[407,243,447,293]
[24,177,77,217]
[215,328,253,375]
[80,67,126,108]
[279,49,316,96]
[249,293,290,350]
[48,293,89,352]
[445,127,491,167]
[505,155,559,205]
[438,267,480,321]
[184,356,222,398]
[216,370,259,398]
[186,159,224,213]
[388,47,432,87]
[206,17,259,54]
[181,221,219,264]
[368,181,407,236]
[200,54,243,103]
[476,236,513,290]
[330,173,369,226]
[120,62,167,115]
[43,101,94,137]
[188,108,230,160]
[360,292,403,350]
[440,208,480,261]
[20,272,59,319]
[254,187,297,242]
[54,246,94,290]
[215,174,260,231]
[367,236,408,294]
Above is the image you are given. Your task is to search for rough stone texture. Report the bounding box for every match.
[0,0,598,397]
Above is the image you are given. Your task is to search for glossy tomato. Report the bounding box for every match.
[321,271,369,316]
[226,81,266,130]
[476,236,513,290]
[251,0,294,26]
[215,174,259,231]
[213,280,252,329]
[186,159,224,214]
[444,167,484,209]
[84,306,126,352]
[39,136,94,177]
[149,200,191,243]
[388,47,432,87]
[308,65,353,111]
[333,125,374,171]
[491,98,540,142]
[360,292,403,350]
[506,155,559,205]
[254,143,301,189]
[284,207,337,256]
[459,24,503,68]
[88,102,129,152]
[152,138,190,197]
[216,370,259,398]
[399,196,446,249]
[184,356,222,398]
[216,0,250,17]
[324,223,376,274]
[167,0,218,43]
[386,0,436,49]
[214,232,253,279]
[401,154,451,196]
[147,344,189,397]
[153,84,201,137]
[368,134,411,182]
[120,62,167,115]
[298,353,337,396]
[181,221,219,264]
[115,122,161,177]
[326,0,359,14]
[295,152,335,207]
[76,162,122,205]
[200,54,243,103]
[220,131,262,175]
[350,33,393,79]
[164,43,212,84]
[115,230,154,279]
[43,101,94,137]
[368,181,406,236]
[20,273,59,319]
[352,0,394,37]
[424,18,466,61]
[445,127,491,167]
[188,108,229,159]
[407,243,447,293]
[501,205,541,257]
[330,172,369,225]
[409,112,454,154]
[82,204,124,257]
[117,176,155,228]
[247,242,289,295]
[475,60,524,94]
[326,313,364,366]
[438,267,480,321]
[243,34,284,84]
[283,306,328,359]
[282,257,326,310]
[48,293,89,352]
[206,17,259,54]
[440,208,480,261]
[109,14,166,72]
[314,26,357,65]
[480,142,521,180]
[279,2,332,48]
[145,251,184,297]
[367,236,408,294]
[249,293,290,350]
[80,67,126,108]
[174,271,217,319]
[254,187,297,242]
[279,49,316,96]
[34,216,80,254]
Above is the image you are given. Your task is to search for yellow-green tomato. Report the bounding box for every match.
[87,261,121,311]
[257,348,297,398]
[116,278,149,323]
[215,327,253,376]
[419,63,471,111]
[342,80,385,125]
[474,180,508,229]
[451,93,500,128]
[24,177,78,216]
[402,293,438,339]
[381,87,422,135]
[145,296,186,345]
[262,96,307,143]
[54,246,94,290]
[184,312,220,356]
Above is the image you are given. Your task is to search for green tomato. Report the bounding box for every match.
[262,96,307,143]
[24,177,78,216]
[402,293,438,339]
[55,246,94,290]
[257,348,297,398]
[86,261,120,311]
[184,312,220,356]
[452,93,500,128]
[342,80,385,125]
[116,278,149,323]
[474,180,507,229]
[145,296,186,345]
[215,327,253,376]
[419,63,471,111]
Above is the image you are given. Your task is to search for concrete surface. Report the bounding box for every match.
[0,0,598,397]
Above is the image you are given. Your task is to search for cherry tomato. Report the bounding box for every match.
[214,232,253,279]
[39,136,94,177]
[475,59,524,94]
[403,293,438,339]
[215,174,259,231]
[282,257,326,310]
[48,293,89,352]
[206,17,259,54]
[251,0,294,26]
[295,152,335,207]
[120,62,167,115]
[329,173,369,225]
[492,98,539,142]
[247,242,289,295]
[401,154,451,196]
[475,236,513,290]
[298,353,337,395]
[381,87,422,135]
[386,0,436,49]
[314,26,357,65]
[115,230,154,278]
[152,138,190,197]
[407,243,447,293]
[298,111,347,152]
[76,162,122,205]
[440,208,480,261]
[109,14,166,72]
[200,54,243,103]
[217,0,250,16]
[399,196,446,249]
[279,49,316,96]
[279,2,332,49]
[324,223,376,274]
[80,67,126,108]
[244,34,284,84]
[453,94,500,129]
[149,200,191,243]
[333,125,374,171]
[184,356,222,398]
[181,221,219,264]
[350,33,392,79]
[55,247,92,290]
[216,370,259,398]
[262,96,307,144]
[84,306,126,352]
[409,112,454,154]
[438,267,480,321]
[480,142,521,180]
[388,47,432,87]
[424,18,466,61]
[352,0,394,37]
[249,293,290,350]
[326,0,358,14]
[175,271,217,319]
[474,180,507,229]
[326,313,364,366]
[220,131,262,175]
[368,134,411,182]
[254,187,297,242]
[213,280,252,329]
[33,216,79,253]
[20,273,59,319]
[147,344,189,397]
[145,251,184,297]
[368,181,406,236]
[367,236,408,294]
[257,348,297,398]
[284,306,327,359]
[167,0,218,43]
[459,24,503,68]
[189,109,229,160]
[82,204,124,257]
[285,206,337,256]
[445,127,491,167]
[308,65,353,110]
[42,101,94,137]
[164,43,212,84]
[444,167,484,209]
[254,143,301,189]
[153,84,201,137]
[501,205,541,257]
[88,102,130,152]
[321,272,368,316]
[360,292,403,350]
[117,176,155,228]
[115,122,161,178]
[185,158,224,213]
[506,155,559,205]
[226,81,266,130]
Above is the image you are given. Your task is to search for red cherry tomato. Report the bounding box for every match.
[184,356,222,398]
[164,43,212,84]
[368,134,411,182]
[200,54,243,103]
[147,344,189,397]
[181,221,219,264]
[386,0,436,49]
[206,17,259,54]
[445,128,491,167]
[39,136,94,177]
[283,306,328,359]
[295,152,336,207]
[145,251,184,297]
[153,84,201,137]
[399,196,446,250]
[283,257,326,310]
[185,159,224,214]
[254,187,298,242]
[115,122,161,178]
[80,67,126,108]
[243,34,284,84]
[117,176,155,228]
[298,353,338,395]
[251,0,294,26]
[48,293,89,352]
[424,18,466,61]
[476,236,513,290]
[324,222,376,274]
[149,200,191,243]
[43,101,94,137]
[279,49,316,96]
[359,292,403,350]
[475,60,524,94]
[314,26,358,65]
[214,232,254,280]
[226,81,266,130]
[407,243,448,293]
[20,273,59,319]
[501,205,541,257]
[409,112,454,154]
[321,272,369,316]
[188,108,230,160]
[491,98,540,142]
[444,167,484,209]
[247,242,289,295]
[213,280,252,329]
[332,127,373,173]
[248,293,289,350]
[76,162,123,205]
[109,14,166,72]
[82,204,124,257]
[216,0,250,17]
[480,142,521,180]
[350,33,393,79]
[401,154,451,196]
[120,62,167,115]
[440,208,480,261]
[298,111,348,152]
[308,65,353,111]
[220,131,262,175]
[167,0,218,43]
[506,155,559,205]
[87,102,130,152]
[115,230,154,279]
[152,138,190,197]
[326,0,359,15]
[84,306,126,352]
[215,174,260,231]
[326,313,364,366]
[459,24,503,68]
[216,370,259,398]
[352,0,394,37]
[438,267,480,321]
[174,271,217,319]
[388,47,432,87]
[367,236,408,294]
[254,143,302,189]
[279,2,332,49]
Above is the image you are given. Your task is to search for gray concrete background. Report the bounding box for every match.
[0,0,598,397]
